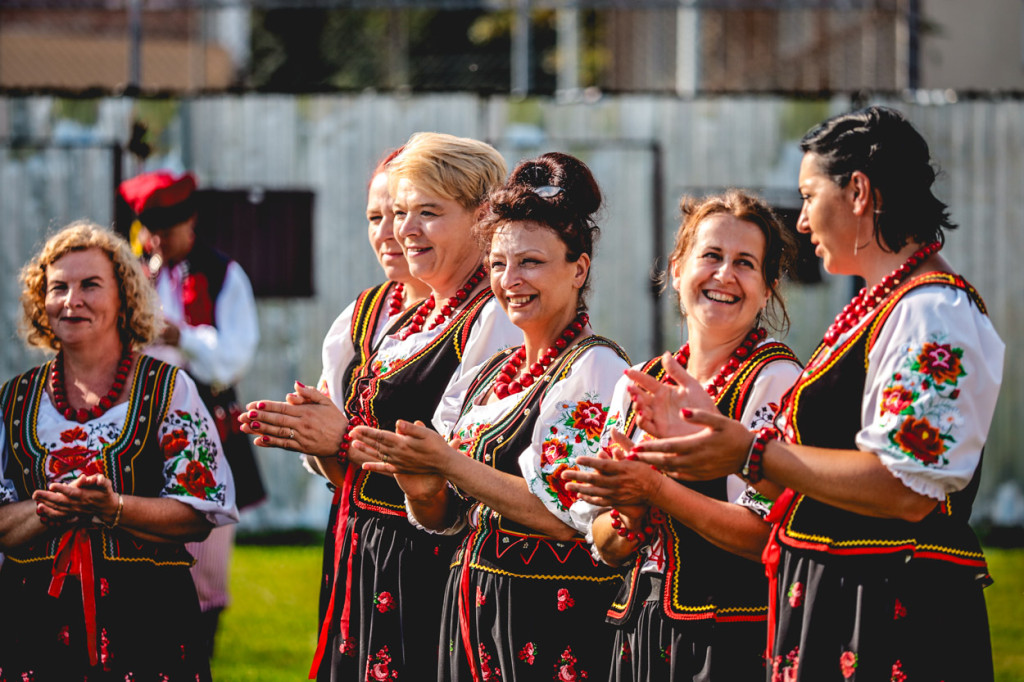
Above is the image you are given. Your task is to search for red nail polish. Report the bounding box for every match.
[249,410,257,419]
[252,422,260,430]
[258,402,266,410]
[681,408,693,418]
[261,436,270,444]
[296,381,306,388]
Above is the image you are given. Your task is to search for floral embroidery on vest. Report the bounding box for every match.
[535,393,609,513]
[161,409,225,503]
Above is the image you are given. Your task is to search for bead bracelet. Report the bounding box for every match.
[741,426,778,484]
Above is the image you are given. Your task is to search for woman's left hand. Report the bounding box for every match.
[627,353,716,439]
[562,429,665,508]
[33,473,119,524]
[240,382,348,456]
[631,408,753,481]
[351,420,454,476]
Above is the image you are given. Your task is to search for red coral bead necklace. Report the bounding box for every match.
[493,311,589,399]
[674,327,767,399]
[387,281,405,316]
[822,241,941,346]
[396,265,487,340]
[51,348,133,423]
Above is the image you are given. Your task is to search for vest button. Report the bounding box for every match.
[125,465,131,472]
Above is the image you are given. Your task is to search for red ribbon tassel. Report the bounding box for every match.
[761,487,796,662]
[49,527,100,667]
[309,465,358,678]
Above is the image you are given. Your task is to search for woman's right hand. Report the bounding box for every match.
[350,420,455,476]
[563,429,664,509]
[239,382,348,456]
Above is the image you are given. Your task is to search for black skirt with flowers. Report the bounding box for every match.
[0,541,209,681]
[769,547,992,682]
[609,574,765,682]
[439,510,621,682]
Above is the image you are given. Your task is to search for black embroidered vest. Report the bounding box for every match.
[1,356,192,565]
[775,273,989,573]
[452,335,630,582]
[342,286,495,517]
[607,341,801,624]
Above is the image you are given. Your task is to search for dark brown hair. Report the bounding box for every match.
[669,189,797,333]
[474,152,602,307]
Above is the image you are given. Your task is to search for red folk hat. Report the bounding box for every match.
[118,171,197,215]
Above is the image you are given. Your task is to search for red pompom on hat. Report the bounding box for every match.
[118,171,197,216]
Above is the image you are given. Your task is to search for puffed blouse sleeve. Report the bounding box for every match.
[857,286,1005,501]
[433,297,521,433]
[159,370,239,525]
[518,345,630,536]
[317,300,359,410]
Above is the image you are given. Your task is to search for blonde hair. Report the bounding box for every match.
[20,220,160,351]
[387,132,507,209]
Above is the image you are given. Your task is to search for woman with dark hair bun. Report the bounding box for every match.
[628,106,1004,681]
[352,152,630,681]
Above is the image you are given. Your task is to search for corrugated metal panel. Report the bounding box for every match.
[1,93,1020,528]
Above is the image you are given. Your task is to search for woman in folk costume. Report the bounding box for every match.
[240,133,520,680]
[299,146,432,667]
[564,189,802,681]
[629,106,1004,681]
[0,221,237,679]
[351,151,630,681]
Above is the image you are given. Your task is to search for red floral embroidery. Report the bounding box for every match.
[100,578,110,597]
[476,586,487,607]
[478,644,502,681]
[60,426,87,443]
[518,642,537,665]
[917,343,963,385]
[176,461,216,498]
[339,637,358,657]
[48,445,103,477]
[771,646,799,682]
[541,439,569,466]
[100,627,111,671]
[891,660,907,682]
[553,646,588,680]
[619,640,631,661]
[894,598,907,620]
[571,401,606,441]
[556,587,575,612]
[374,591,397,613]
[161,430,189,458]
[880,385,915,416]
[894,416,946,464]
[840,650,857,679]
[366,645,399,680]
[57,625,70,646]
[547,463,578,511]
[787,582,803,608]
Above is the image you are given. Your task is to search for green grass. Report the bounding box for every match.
[212,545,321,681]
[213,545,1024,681]
[988,547,1024,682]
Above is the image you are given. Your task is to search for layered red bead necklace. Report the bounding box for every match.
[673,327,766,399]
[51,349,133,423]
[387,282,405,316]
[493,311,589,399]
[822,241,941,346]
[396,265,487,340]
